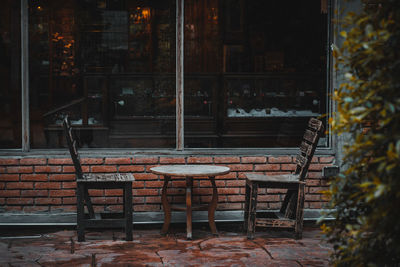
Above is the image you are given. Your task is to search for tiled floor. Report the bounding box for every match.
[0,223,332,266]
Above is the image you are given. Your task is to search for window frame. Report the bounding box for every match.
[9,0,335,154]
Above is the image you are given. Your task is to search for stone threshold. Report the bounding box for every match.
[0,209,332,226]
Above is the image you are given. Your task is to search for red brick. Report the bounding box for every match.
[319,156,335,163]
[81,158,104,165]
[281,164,297,171]
[105,158,132,165]
[35,166,62,173]
[5,206,23,211]
[0,182,4,189]
[268,156,292,163]
[227,164,253,171]
[91,166,117,173]
[20,158,47,165]
[200,180,225,187]
[146,196,161,203]
[159,157,185,164]
[267,188,287,194]
[134,189,159,196]
[21,190,48,197]
[35,198,62,205]
[0,167,4,173]
[7,182,33,189]
[187,157,213,164]
[133,181,145,188]
[48,158,73,165]
[0,159,19,165]
[62,165,90,173]
[133,157,159,164]
[7,198,34,205]
[35,182,61,189]
[88,189,104,196]
[308,164,327,171]
[21,174,47,181]
[24,206,49,212]
[217,188,240,195]
[7,166,33,174]
[133,197,145,204]
[269,202,281,209]
[49,189,75,197]
[171,180,186,187]
[321,194,331,201]
[306,194,321,201]
[133,173,158,180]
[307,172,322,179]
[0,190,20,197]
[0,174,19,181]
[104,189,123,196]
[254,164,280,171]
[227,195,245,202]
[216,173,237,179]
[134,205,161,212]
[51,205,77,212]
[311,156,318,163]
[306,179,320,186]
[226,180,246,187]
[146,181,164,188]
[241,157,266,164]
[192,188,212,195]
[49,174,75,181]
[213,157,240,164]
[118,165,145,172]
[63,197,77,205]
[62,182,77,189]
[258,195,281,202]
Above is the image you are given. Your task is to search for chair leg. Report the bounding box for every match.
[124,182,133,241]
[244,182,250,232]
[247,182,258,240]
[295,184,305,239]
[77,183,85,242]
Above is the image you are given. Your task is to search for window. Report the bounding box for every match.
[1,0,330,150]
[0,0,21,148]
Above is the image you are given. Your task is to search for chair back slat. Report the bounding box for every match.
[295,118,324,180]
[63,116,83,179]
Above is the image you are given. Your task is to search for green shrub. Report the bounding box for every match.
[322,0,400,265]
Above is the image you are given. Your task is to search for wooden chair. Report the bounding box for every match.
[244,118,324,239]
[63,116,135,242]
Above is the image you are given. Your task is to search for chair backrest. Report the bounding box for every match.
[295,118,324,181]
[63,116,83,180]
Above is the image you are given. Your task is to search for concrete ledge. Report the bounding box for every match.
[0,210,332,226]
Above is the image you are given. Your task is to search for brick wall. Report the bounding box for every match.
[0,156,334,213]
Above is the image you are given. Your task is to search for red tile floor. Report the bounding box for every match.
[0,223,332,266]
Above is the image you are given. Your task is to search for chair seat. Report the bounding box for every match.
[78,173,135,182]
[245,173,302,183]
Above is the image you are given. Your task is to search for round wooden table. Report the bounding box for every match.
[150,165,230,239]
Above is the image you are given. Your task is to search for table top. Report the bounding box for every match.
[150,165,230,177]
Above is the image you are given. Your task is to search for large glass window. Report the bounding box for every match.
[29,0,176,148]
[0,1,21,149]
[25,0,329,149]
[184,0,329,148]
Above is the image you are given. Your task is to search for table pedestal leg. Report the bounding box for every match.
[161,175,171,235]
[186,176,193,239]
[208,176,218,236]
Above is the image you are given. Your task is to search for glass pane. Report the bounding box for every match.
[29,0,175,148]
[184,0,328,148]
[0,0,21,149]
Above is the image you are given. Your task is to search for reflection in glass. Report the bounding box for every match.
[184,0,328,148]
[0,1,21,148]
[29,0,176,148]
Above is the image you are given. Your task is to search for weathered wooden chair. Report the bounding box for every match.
[63,116,134,242]
[244,118,324,239]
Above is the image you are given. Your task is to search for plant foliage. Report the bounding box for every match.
[322,0,400,265]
